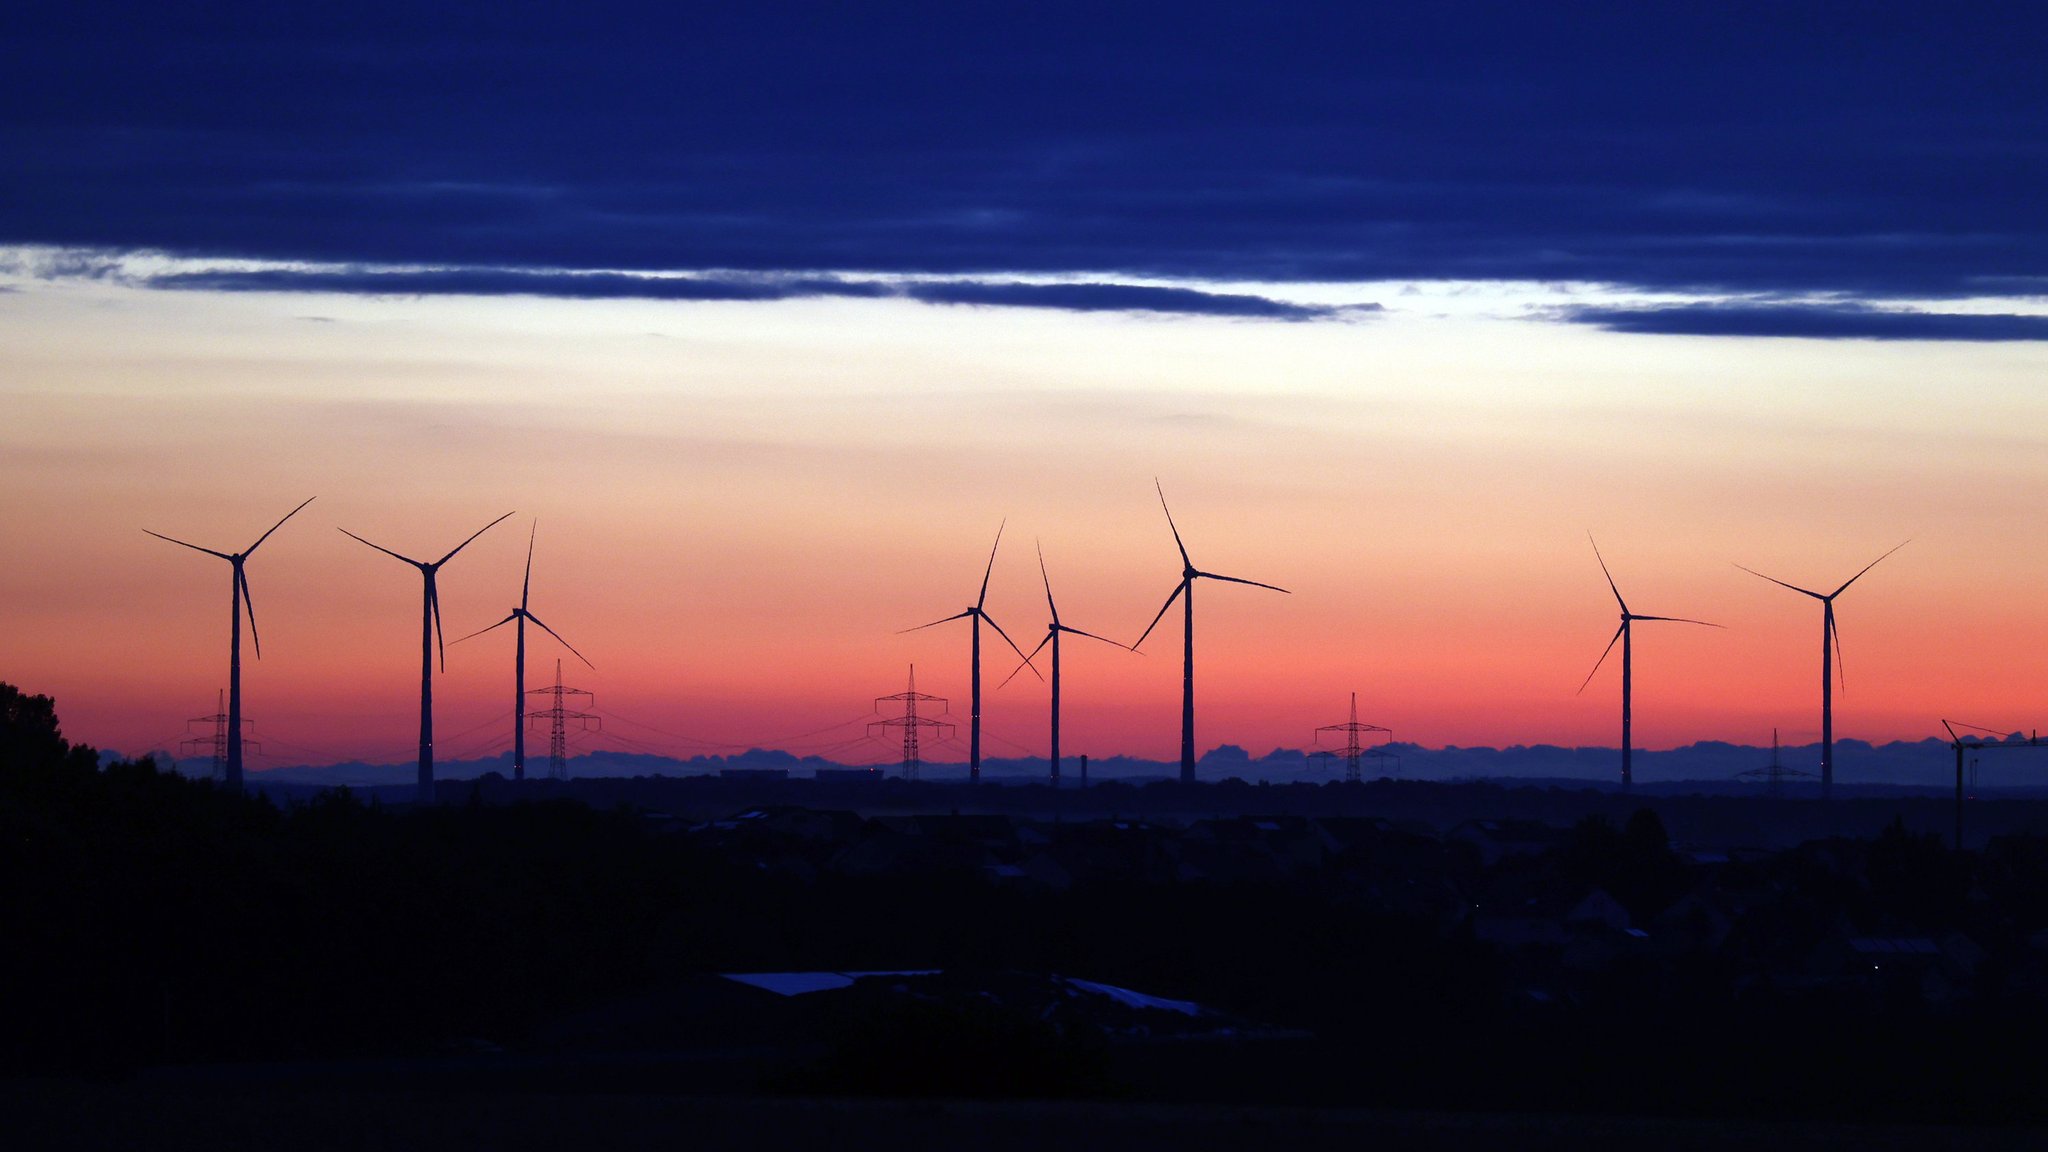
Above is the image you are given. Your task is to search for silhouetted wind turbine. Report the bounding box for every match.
[341,512,514,803]
[1003,542,1132,787]
[145,497,315,791]
[1737,540,1908,801]
[1577,535,1719,792]
[902,522,1038,784]
[1133,482,1289,784]
[451,522,592,783]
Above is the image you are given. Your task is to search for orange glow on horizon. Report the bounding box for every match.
[5,276,2047,771]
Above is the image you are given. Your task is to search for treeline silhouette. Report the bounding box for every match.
[9,682,2048,1124]
[1,684,682,1070]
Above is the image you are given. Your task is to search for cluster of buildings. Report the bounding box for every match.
[673,804,2048,1012]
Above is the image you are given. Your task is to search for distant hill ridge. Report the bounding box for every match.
[130,734,2048,793]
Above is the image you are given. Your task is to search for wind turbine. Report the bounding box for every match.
[1003,542,1132,786]
[451,522,592,783]
[341,512,514,803]
[1578,535,1719,791]
[1132,482,1289,784]
[144,497,315,791]
[901,522,1039,784]
[1737,540,1908,800]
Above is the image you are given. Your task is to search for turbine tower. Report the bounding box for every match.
[902,522,1038,784]
[145,496,314,791]
[1737,541,1907,800]
[341,512,513,803]
[1004,542,1131,787]
[1578,536,1718,791]
[1133,482,1289,784]
[452,522,592,782]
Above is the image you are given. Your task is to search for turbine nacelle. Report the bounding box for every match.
[1143,482,1289,783]
[341,511,514,672]
[899,525,1040,679]
[145,496,316,660]
[903,522,1041,780]
[1736,539,1908,798]
[1736,540,1907,692]
[1578,536,1718,692]
[142,496,315,791]
[1002,550,1132,688]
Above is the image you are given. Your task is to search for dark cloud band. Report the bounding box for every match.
[144,266,1363,320]
[150,268,887,303]
[902,280,1358,320]
[4,4,2044,305]
[1561,303,2048,342]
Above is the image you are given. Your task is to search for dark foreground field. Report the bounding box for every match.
[13,683,2048,1143]
[9,1087,2048,1152]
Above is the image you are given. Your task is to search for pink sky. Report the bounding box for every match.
[5,270,2047,769]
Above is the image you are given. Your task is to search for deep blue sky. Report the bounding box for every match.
[6,3,2046,324]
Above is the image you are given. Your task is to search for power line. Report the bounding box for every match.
[588,703,880,752]
[980,728,1040,757]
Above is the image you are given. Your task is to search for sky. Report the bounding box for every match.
[4,3,2048,773]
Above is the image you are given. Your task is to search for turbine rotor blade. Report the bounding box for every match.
[450,613,519,646]
[521,520,536,610]
[245,496,316,555]
[1589,532,1626,612]
[1059,624,1135,651]
[1832,539,1910,598]
[1199,572,1290,594]
[1132,580,1187,651]
[976,520,1005,610]
[1630,614,1723,628]
[144,530,232,561]
[1155,479,1192,568]
[339,529,426,567]
[1000,633,1054,688]
[239,566,262,659]
[435,510,516,567]
[525,611,595,669]
[1037,539,1057,621]
[1734,563,1825,600]
[980,611,1043,680]
[899,610,974,634]
[1831,613,1846,693]
[431,581,447,672]
[1578,622,1628,695]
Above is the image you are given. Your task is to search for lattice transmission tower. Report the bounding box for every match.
[182,688,256,783]
[1313,692,1393,783]
[1736,729,1812,797]
[869,665,952,781]
[525,658,598,781]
